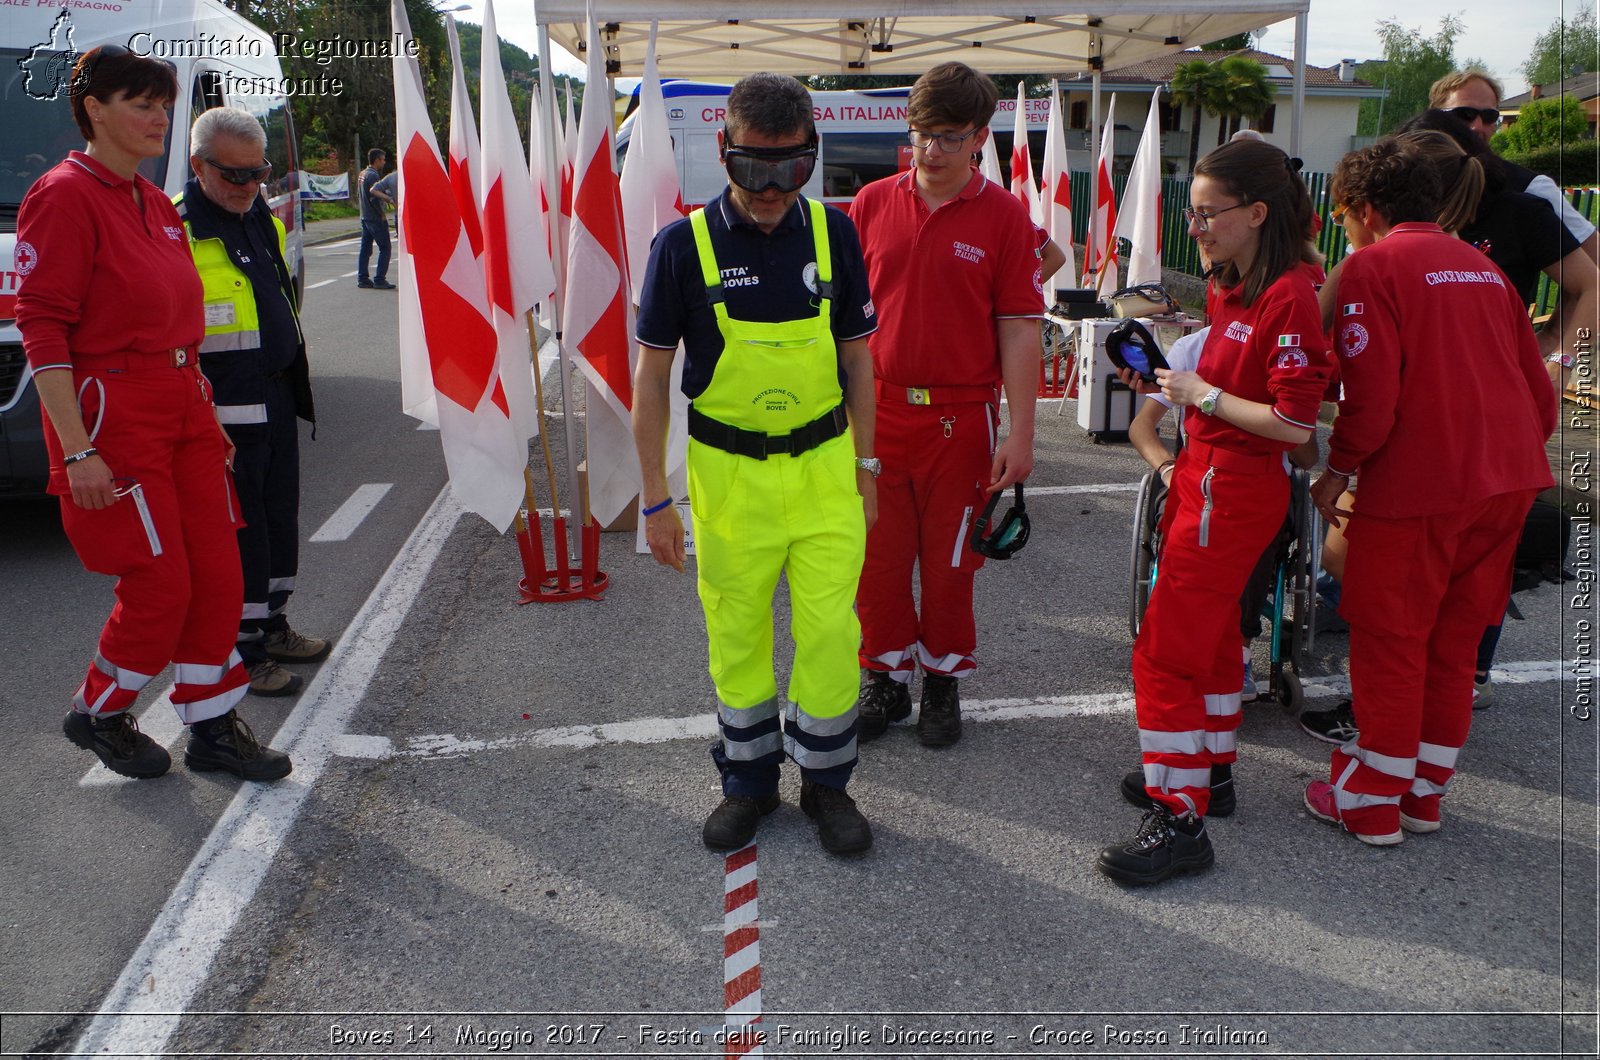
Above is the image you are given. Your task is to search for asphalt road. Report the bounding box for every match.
[0,234,1595,1057]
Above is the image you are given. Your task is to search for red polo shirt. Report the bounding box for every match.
[1188,267,1333,456]
[851,169,1041,388]
[1327,223,1555,516]
[16,152,203,373]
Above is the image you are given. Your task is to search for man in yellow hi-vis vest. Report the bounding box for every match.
[177,107,326,706]
[634,74,880,856]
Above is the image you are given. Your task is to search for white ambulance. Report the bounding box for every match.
[618,80,1051,210]
[0,0,305,495]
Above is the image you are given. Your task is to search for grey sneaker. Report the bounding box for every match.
[247,660,303,697]
[262,627,331,663]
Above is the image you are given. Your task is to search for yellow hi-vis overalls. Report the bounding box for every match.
[688,201,866,796]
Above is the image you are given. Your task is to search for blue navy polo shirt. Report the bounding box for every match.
[635,189,877,399]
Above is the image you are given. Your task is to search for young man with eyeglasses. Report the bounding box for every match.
[175,107,328,712]
[847,61,1042,748]
[357,148,395,290]
[634,73,880,856]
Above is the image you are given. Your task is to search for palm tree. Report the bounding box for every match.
[1169,59,1223,173]
[1212,55,1276,144]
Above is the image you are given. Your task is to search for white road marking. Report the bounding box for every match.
[72,486,463,1059]
[309,238,360,251]
[309,483,394,542]
[341,661,1569,763]
[1027,482,1142,496]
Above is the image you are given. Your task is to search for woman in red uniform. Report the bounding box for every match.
[1098,140,1333,885]
[16,47,291,782]
[1303,138,1553,845]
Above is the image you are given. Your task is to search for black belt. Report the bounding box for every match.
[687,404,848,460]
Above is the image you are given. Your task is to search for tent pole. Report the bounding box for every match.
[1291,12,1308,160]
[538,25,584,545]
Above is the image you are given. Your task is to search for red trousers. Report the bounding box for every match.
[49,361,249,724]
[857,398,995,681]
[1133,442,1289,816]
[1325,489,1536,835]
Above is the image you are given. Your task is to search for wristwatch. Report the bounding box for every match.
[855,456,882,477]
[1198,387,1223,416]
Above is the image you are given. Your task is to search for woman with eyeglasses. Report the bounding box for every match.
[1303,137,1554,846]
[15,46,289,783]
[1098,139,1333,886]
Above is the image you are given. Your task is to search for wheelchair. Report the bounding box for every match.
[1128,465,1321,710]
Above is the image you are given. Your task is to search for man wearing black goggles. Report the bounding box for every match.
[718,127,817,228]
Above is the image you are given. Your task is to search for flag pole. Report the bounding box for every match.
[537,24,585,544]
[526,309,562,508]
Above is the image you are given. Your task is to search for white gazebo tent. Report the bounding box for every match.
[528,1,1313,515]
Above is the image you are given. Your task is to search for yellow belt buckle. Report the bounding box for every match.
[907,387,931,405]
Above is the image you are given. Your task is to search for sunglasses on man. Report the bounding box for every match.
[1445,105,1500,127]
[204,158,273,185]
[720,132,818,194]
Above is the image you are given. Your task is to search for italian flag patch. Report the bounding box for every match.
[1277,334,1300,347]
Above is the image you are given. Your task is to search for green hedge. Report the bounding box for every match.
[1501,142,1600,188]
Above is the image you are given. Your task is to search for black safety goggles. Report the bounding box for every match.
[204,158,272,185]
[720,134,817,194]
[970,483,1030,560]
[1104,318,1171,386]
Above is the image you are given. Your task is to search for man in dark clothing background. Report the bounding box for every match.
[176,107,328,696]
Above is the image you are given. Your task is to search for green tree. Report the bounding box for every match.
[1211,55,1275,144]
[1169,59,1223,172]
[1523,4,1599,89]
[235,0,452,170]
[1201,32,1255,52]
[1355,16,1463,136]
[1493,94,1589,153]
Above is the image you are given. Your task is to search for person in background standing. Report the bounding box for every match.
[357,148,394,290]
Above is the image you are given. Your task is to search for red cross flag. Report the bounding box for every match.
[391,0,526,531]
[1083,94,1120,293]
[563,9,639,527]
[619,21,684,306]
[1113,88,1165,288]
[1009,81,1040,223]
[479,0,554,443]
[1038,82,1077,299]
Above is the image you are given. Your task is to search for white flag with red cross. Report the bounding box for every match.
[1084,94,1120,293]
[619,22,684,306]
[1038,83,1077,300]
[1113,88,1165,288]
[391,0,525,532]
[1009,81,1040,223]
[564,10,639,527]
[478,0,553,443]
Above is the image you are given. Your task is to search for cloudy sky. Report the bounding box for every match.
[449,1,1576,98]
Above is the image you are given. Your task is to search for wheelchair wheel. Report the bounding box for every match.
[1276,666,1304,713]
[1287,468,1321,668]
[1127,471,1159,639]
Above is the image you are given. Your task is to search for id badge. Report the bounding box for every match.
[204,302,237,327]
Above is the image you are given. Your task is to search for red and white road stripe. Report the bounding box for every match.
[722,843,764,1058]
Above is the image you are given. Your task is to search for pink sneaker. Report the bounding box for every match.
[1399,793,1442,834]
[1304,781,1403,846]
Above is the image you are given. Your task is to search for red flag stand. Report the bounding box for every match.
[513,313,608,604]
[514,509,608,603]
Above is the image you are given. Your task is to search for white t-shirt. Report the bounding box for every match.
[1148,326,1209,409]
[1525,173,1597,245]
